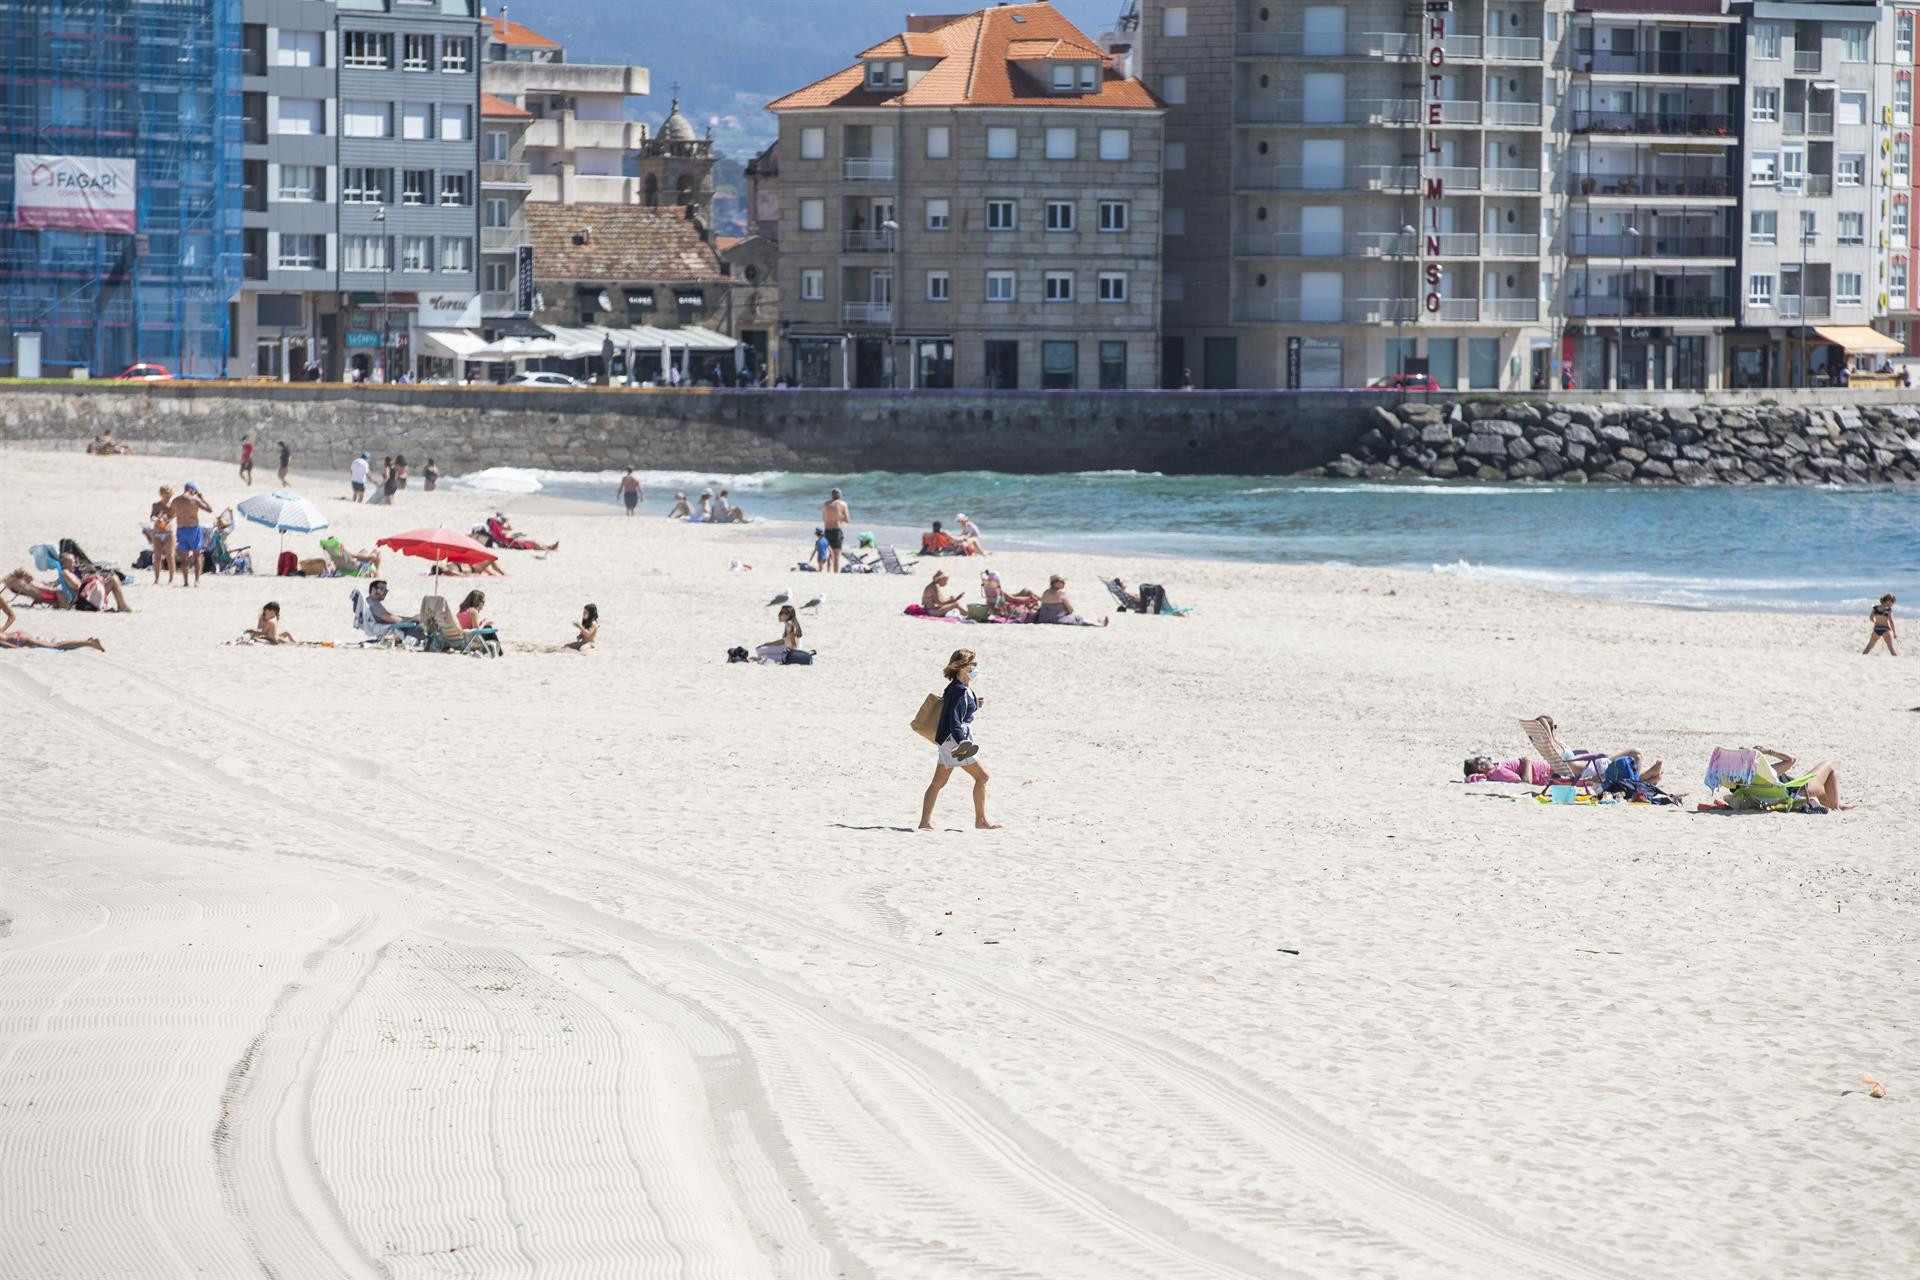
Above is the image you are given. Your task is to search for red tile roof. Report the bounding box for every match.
[524,203,726,283]
[481,92,532,120]
[487,15,558,49]
[768,3,1158,112]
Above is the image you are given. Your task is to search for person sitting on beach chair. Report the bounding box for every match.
[354,580,422,643]
[485,516,558,552]
[419,594,500,657]
[1106,577,1181,615]
[5,566,64,608]
[57,552,132,613]
[1707,745,1845,811]
[320,536,379,577]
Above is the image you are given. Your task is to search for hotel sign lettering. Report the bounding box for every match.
[1421,3,1452,317]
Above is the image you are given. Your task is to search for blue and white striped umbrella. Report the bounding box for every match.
[237,489,329,534]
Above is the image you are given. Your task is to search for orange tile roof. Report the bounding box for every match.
[487,15,558,49]
[480,92,532,120]
[768,3,1158,112]
[858,31,949,58]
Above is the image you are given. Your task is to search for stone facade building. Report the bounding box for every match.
[636,99,716,222]
[768,2,1165,389]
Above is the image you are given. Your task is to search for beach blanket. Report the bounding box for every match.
[1703,747,1757,790]
[903,604,973,623]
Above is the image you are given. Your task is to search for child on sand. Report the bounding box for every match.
[566,604,598,650]
[1863,594,1897,655]
[919,648,999,830]
[246,602,295,645]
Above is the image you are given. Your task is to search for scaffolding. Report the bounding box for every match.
[0,0,241,378]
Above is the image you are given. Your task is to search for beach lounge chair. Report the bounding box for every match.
[1519,715,1608,795]
[349,588,422,647]
[1704,747,1819,811]
[1104,578,1147,613]
[876,546,914,575]
[319,536,374,577]
[419,596,500,657]
[207,527,252,575]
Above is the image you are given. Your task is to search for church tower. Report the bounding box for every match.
[635,96,716,226]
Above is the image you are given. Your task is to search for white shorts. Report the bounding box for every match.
[938,736,981,769]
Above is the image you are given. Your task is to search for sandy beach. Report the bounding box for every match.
[1,445,1915,1279]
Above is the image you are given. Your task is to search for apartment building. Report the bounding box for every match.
[480,91,534,325]
[768,2,1165,389]
[481,12,650,204]
[1723,1,1897,387]
[1893,3,1920,353]
[231,0,483,380]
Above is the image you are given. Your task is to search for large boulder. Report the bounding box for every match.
[1507,435,1537,460]
[1506,458,1546,479]
[1599,423,1633,446]
[1327,455,1365,479]
[1554,468,1589,484]
[1463,433,1510,460]
[1478,419,1526,438]
[1430,456,1461,478]
[1367,405,1400,434]
[1564,421,1598,447]
[1618,445,1648,465]
[1420,422,1453,445]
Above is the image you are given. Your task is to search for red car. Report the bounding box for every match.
[1367,372,1439,392]
[113,363,174,381]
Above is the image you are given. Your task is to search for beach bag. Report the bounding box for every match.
[783,649,814,666]
[911,692,942,742]
[726,646,749,663]
[277,550,298,577]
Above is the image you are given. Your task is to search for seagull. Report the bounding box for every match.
[801,593,825,613]
[766,589,791,607]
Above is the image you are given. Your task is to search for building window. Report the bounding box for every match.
[1098,272,1127,302]
[1902,14,1916,59]
[277,165,320,201]
[1052,63,1075,92]
[1839,211,1865,245]
[986,126,1017,159]
[402,103,432,140]
[1041,340,1077,389]
[1163,139,1183,168]
[1897,200,1911,245]
[1044,270,1074,302]
[274,30,322,67]
[1901,80,1915,126]
[484,197,509,228]
[799,126,825,159]
[484,260,511,292]
[926,270,949,301]
[342,234,387,272]
[800,269,823,300]
[278,98,324,135]
[344,100,392,138]
[1045,200,1075,231]
[1748,274,1774,307]
[1895,259,1910,297]
[1752,87,1779,122]
[1161,74,1186,104]
[1099,340,1127,389]
[799,197,825,230]
[1800,209,1818,242]
[441,237,471,273]
[440,104,470,142]
[403,33,432,71]
[1163,5,1188,36]
[1080,64,1098,91]
[1099,129,1131,162]
[1837,271,1864,305]
[1839,91,1868,127]
[401,169,430,205]
[1841,25,1869,62]
[401,236,433,272]
[1750,210,1777,245]
[1838,153,1864,186]
[1045,126,1076,159]
[1752,23,1780,59]
[926,125,949,158]
[441,36,471,72]
[867,61,886,88]
[440,171,471,205]
[277,233,321,270]
[485,129,508,162]
[888,60,905,86]
[342,167,389,203]
[985,270,1014,302]
[1897,139,1912,184]
[342,30,391,69]
[1098,200,1129,232]
[1749,151,1778,185]
[986,199,1015,230]
[925,197,950,230]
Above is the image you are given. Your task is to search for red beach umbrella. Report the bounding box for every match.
[375,528,495,601]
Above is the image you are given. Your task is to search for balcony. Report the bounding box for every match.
[1234,98,1422,126]
[525,115,647,153]
[530,173,642,203]
[1238,164,1418,191]
[842,157,896,181]
[1567,294,1734,319]
[482,161,531,186]
[1485,167,1542,192]
[481,226,530,252]
[1570,49,1739,77]
[842,228,895,252]
[1234,31,1417,59]
[481,62,650,99]
[1784,110,1805,134]
[1430,166,1482,191]
[1794,50,1823,74]
[1571,167,1733,198]
[1436,298,1481,321]
[1807,111,1834,134]
[1484,298,1541,321]
[480,290,519,316]
[1778,295,1832,319]
[1571,109,1735,138]
[1233,231,1439,257]
[843,301,894,325]
[1486,234,1541,256]
[1569,233,1735,258]
[1486,36,1544,61]
[1235,297,1418,324]
[1485,101,1544,127]
[1806,174,1834,196]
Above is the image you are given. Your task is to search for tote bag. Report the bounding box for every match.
[910,692,943,742]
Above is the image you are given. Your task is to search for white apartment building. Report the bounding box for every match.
[480,12,651,204]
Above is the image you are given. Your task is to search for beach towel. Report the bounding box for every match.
[1704,748,1757,790]
[903,604,972,622]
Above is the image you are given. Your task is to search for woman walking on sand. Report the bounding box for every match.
[1863,594,1897,655]
[919,648,1000,830]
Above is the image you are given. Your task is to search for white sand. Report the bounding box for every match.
[1,446,1915,1279]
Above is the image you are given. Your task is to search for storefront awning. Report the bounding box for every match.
[1812,325,1903,354]
[414,329,493,361]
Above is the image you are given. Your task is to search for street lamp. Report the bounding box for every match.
[1396,224,1415,386]
[373,206,391,382]
[882,217,900,389]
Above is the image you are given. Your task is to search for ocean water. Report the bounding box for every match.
[446,466,1920,614]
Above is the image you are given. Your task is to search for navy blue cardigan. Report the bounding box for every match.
[934,679,977,746]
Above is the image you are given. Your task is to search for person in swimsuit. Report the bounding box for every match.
[1863,593,1897,655]
[1464,749,1661,787]
[667,492,692,519]
[246,602,295,645]
[239,437,254,484]
[1034,576,1107,627]
[58,552,132,612]
[920,571,965,617]
[566,604,599,650]
[277,441,291,485]
[169,482,213,586]
[757,604,802,662]
[618,470,642,516]
[0,597,102,651]
[395,455,409,491]
[5,567,63,608]
[919,648,1000,830]
[148,485,177,585]
[423,458,439,491]
[822,488,849,574]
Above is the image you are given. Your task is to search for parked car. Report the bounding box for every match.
[113,363,175,381]
[510,371,580,388]
[1367,372,1439,392]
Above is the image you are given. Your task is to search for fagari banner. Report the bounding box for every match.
[14,154,137,233]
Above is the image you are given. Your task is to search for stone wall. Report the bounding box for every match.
[1320,399,1920,485]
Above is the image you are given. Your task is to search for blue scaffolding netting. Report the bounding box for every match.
[0,0,241,378]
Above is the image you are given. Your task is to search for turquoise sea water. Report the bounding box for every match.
[448,466,1920,614]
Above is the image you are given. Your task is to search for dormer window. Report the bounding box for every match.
[1052,64,1074,91]
[1048,60,1102,93]
[866,59,905,88]
[1080,64,1098,90]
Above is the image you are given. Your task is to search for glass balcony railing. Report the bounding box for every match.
[1571,168,1732,197]
[1571,109,1735,137]
[1567,294,1733,318]
[1570,48,1739,77]
[1569,233,1735,257]
[1238,164,1419,191]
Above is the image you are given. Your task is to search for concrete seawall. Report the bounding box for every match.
[2,382,1918,479]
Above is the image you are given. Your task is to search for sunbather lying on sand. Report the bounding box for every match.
[486,516,558,552]
[1749,745,1846,809]
[1465,750,1662,787]
[0,598,103,650]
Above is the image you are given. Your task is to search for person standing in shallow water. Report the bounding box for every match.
[919,648,1000,831]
